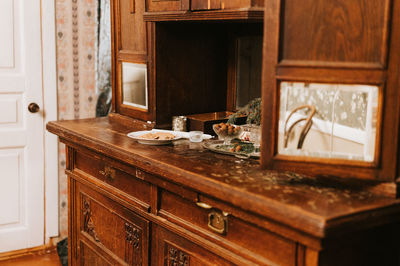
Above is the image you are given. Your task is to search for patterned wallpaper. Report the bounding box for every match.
[56,0,98,238]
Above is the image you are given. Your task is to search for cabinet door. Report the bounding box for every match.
[153,225,233,266]
[73,181,149,265]
[115,0,147,57]
[113,0,155,121]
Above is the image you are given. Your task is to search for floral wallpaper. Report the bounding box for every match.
[56,0,98,238]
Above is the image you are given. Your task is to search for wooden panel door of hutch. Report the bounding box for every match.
[261,0,400,188]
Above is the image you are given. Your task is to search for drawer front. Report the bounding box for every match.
[147,0,185,12]
[220,0,262,9]
[159,190,296,266]
[75,151,151,211]
[76,182,149,265]
[191,0,221,11]
[153,224,233,266]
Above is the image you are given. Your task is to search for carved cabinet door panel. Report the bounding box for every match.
[152,224,234,266]
[74,181,149,266]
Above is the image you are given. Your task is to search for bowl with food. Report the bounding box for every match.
[212,123,243,145]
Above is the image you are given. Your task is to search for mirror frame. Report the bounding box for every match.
[115,59,154,122]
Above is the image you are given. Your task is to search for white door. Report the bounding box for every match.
[0,0,44,252]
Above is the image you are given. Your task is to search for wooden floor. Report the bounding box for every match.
[0,250,61,266]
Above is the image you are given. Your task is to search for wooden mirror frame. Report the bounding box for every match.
[261,0,400,183]
[115,59,154,121]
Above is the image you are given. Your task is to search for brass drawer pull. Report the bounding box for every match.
[208,210,228,235]
[99,166,116,180]
[196,201,212,209]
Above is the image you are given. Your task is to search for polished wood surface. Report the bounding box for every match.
[0,250,60,266]
[47,118,400,238]
[261,0,400,184]
[281,0,389,68]
[112,0,263,128]
[48,117,400,265]
[49,0,400,264]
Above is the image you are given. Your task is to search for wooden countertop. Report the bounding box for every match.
[47,116,400,239]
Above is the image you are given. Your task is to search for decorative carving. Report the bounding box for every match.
[125,222,142,265]
[125,223,140,250]
[82,199,100,242]
[168,246,189,266]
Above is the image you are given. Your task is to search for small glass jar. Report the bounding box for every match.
[172,116,187,132]
[189,131,203,142]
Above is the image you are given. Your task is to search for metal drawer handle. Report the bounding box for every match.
[99,166,115,180]
[196,201,212,209]
[208,211,228,235]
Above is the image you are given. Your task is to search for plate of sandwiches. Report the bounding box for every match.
[127,130,182,145]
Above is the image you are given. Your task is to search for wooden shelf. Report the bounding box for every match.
[143,9,264,22]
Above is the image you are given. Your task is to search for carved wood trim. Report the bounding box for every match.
[82,198,101,242]
[68,176,77,261]
[125,222,143,265]
[167,244,190,266]
[66,146,76,171]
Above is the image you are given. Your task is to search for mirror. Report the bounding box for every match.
[235,36,262,109]
[122,62,148,110]
[278,82,379,162]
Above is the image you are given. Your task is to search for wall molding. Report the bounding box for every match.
[42,0,59,240]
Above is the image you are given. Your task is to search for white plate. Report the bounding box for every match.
[127,130,182,145]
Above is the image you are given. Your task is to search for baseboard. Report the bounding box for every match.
[0,240,57,261]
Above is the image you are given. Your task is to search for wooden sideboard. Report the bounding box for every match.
[47,117,400,265]
[49,0,400,264]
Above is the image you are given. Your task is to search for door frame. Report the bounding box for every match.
[42,0,59,240]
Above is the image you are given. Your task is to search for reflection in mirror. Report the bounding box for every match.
[278,82,378,162]
[236,36,262,109]
[122,62,148,110]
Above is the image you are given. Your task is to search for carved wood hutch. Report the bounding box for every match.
[47,0,400,265]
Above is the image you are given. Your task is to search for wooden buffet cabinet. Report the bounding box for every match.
[47,118,400,265]
[47,0,400,265]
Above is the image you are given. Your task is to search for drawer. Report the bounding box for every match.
[191,0,221,11]
[159,190,297,266]
[153,224,234,265]
[74,151,151,211]
[146,0,187,12]
[76,182,150,265]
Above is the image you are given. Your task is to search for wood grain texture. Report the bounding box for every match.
[51,117,400,265]
[47,118,400,238]
[154,22,228,126]
[76,182,150,265]
[116,0,147,55]
[191,0,221,10]
[147,0,182,12]
[280,0,390,67]
[143,9,264,21]
[261,0,400,183]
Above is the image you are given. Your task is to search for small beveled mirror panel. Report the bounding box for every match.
[122,62,148,110]
[278,82,379,162]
